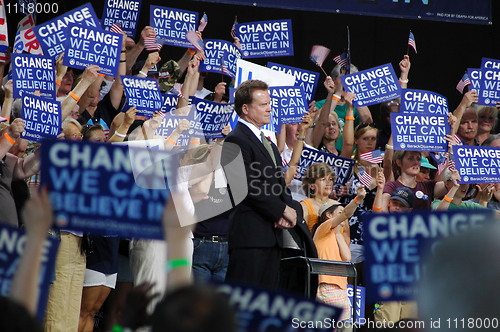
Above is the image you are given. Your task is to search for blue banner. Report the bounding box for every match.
[269,86,307,125]
[296,146,355,185]
[200,39,241,78]
[33,3,100,57]
[101,0,141,37]
[267,62,319,104]
[21,95,61,142]
[452,145,500,184]
[478,58,500,106]
[341,64,401,107]
[195,0,492,25]
[390,113,449,152]
[150,6,198,48]
[40,139,175,239]
[155,101,195,148]
[216,282,342,332]
[64,25,122,77]
[468,68,481,95]
[347,285,365,325]
[190,97,234,139]
[12,54,56,99]
[160,93,179,114]
[363,209,494,302]
[121,75,163,118]
[237,19,294,58]
[400,89,448,115]
[0,224,59,321]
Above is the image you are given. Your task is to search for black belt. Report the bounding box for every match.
[194,235,228,242]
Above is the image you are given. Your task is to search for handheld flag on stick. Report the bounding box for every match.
[0,3,8,62]
[230,16,238,39]
[198,12,208,32]
[407,31,417,54]
[333,51,350,74]
[110,23,123,34]
[186,30,204,51]
[358,166,373,189]
[144,36,162,52]
[309,45,330,76]
[456,72,471,94]
[360,149,383,164]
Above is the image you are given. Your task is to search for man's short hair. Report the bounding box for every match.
[234,80,268,116]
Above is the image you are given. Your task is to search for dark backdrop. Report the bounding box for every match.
[7,0,500,109]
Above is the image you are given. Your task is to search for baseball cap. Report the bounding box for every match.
[421,156,437,170]
[390,187,414,208]
[318,200,343,217]
[159,60,181,92]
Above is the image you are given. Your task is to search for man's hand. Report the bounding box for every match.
[281,205,297,228]
[7,118,25,139]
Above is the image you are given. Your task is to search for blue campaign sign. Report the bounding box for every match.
[452,145,500,184]
[478,58,500,106]
[400,89,449,115]
[363,209,494,302]
[216,282,342,332]
[64,25,122,77]
[150,5,198,48]
[269,86,307,125]
[102,0,142,37]
[0,223,59,321]
[200,39,241,78]
[33,3,100,57]
[21,95,61,142]
[468,68,481,95]
[237,19,294,58]
[190,97,234,139]
[390,113,449,152]
[341,64,401,107]
[155,103,195,147]
[267,62,320,104]
[296,146,355,185]
[121,75,163,117]
[160,93,179,114]
[347,285,365,325]
[12,54,56,99]
[40,139,175,239]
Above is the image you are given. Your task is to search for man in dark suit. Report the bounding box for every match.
[222,80,302,289]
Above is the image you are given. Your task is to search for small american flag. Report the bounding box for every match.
[333,51,351,74]
[360,149,383,164]
[309,45,330,67]
[357,166,373,189]
[220,56,230,75]
[230,16,238,39]
[110,23,123,34]
[456,73,471,94]
[198,13,208,32]
[408,31,417,54]
[144,36,162,52]
[186,30,204,51]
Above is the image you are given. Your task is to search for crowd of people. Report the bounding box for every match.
[0,7,499,332]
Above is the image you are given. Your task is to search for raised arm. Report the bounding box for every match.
[61,65,100,120]
[108,106,137,142]
[126,26,154,74]
[284,113,312,185]
[1,80,13,119]
[339,92,355,158]
[108,32,128,110]
[373,168,386,212]
[398,55,411,89]
[452,90,478,135]
[312,76,336,148]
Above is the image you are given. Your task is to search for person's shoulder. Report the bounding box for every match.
[383,180,399,192]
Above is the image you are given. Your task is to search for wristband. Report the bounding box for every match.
[353,196,363,205]
[98,73,105,77]
[332,94,341,102]
[166,258,190,271]
[3,132,15,145]
[121,50,126,53]
[55,80,61,85]
[190,138,200,144]
[345,116,355,121]
[139,71,148,77]
[385,144,394,150]
[69,91,80,102]
[111,324,132,332]
[297,137,305,141]
[119,59,126,63]
[443,195,453,203]
[167,137,176,145]
[399,78,409,84]
[187,48,196,55]
[114,131,126,138]
[372,205,383,211]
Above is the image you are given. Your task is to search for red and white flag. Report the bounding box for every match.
[186,30,204,51]
[198,13,208,32]
[309,45,330,67]
[13,14,43,55]
[144,36,162,52]
[359,149,383,164]
[0,1,9,62]
[110,23,123,34]
[357,166,373,189]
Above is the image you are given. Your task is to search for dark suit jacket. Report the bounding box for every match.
[222,122,303,250]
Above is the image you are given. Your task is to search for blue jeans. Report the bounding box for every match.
[192,238,229,282]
